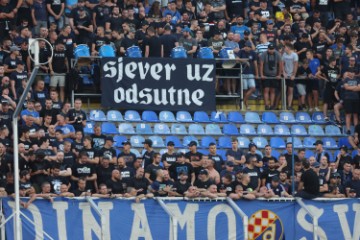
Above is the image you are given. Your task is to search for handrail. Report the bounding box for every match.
[156,198,178,240]
[86,196,105,240]
[296,198,318,240]
[226,197,249,240]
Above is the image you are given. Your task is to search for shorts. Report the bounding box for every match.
[242,74,256,90]
[50,74,65,87]
[344,99,359,114]
[323,85,337,104]
[306,80,319,91]
[263,77,279,89]
[285,78,294,88]
[296,83,307,96]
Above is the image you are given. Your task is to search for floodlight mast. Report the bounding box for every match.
[12,38,53,240]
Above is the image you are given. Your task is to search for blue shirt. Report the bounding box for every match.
[162,9,181,25]
[230,25,250,39]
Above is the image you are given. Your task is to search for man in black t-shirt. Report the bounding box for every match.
[128,167,150,195]
[143,26,161,57]
[161,141,177,169]
[185,141,203,176]
[145,153,163,184]
[296,160,320,199]
[106,169,125,194]
[118,141,137,167]
[168,153,195,184]
[49,41,68,102]
[142,139,155,168]
[90,124,106,150]
[261,158,280,186]
[160,25,178,58]
[66,98,87,133]
[71,152,97,192]
[46,0,65,31]
[194,169,214,190]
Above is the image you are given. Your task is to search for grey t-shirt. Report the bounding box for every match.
[344,77,360,100]
[281,51,298,77]
[260,50,281,76]
[179,37,198,58]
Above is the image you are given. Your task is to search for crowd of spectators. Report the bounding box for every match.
[0,0,359,203]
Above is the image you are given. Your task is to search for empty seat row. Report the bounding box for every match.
[84,121,344,137]
[89,109,337,125]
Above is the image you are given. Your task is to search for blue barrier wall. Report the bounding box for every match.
[2,198,360,240]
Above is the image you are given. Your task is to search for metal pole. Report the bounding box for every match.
[86,197,104,240]
[281,77,286,110]
[0,198,5,240]
[291,135,295,195]
[240,63,244,110]
[226,198,248,240]
[156,198,177,240]
[296,198,318,240]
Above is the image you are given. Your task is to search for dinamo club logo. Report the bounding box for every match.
[248,210,284,240]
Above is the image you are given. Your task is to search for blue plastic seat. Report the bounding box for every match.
[291,125,308,136]
[352,150,358,158]
[188,124,205,135]
[198,149,210,155]
[89,110,107,121]
[165,136,182,148]
[240,124,256,135]
[262,112,280,124]
[149,136,165,147]
[106,110,123,122]
[102,122,118,134]
[142,111,159,122]
[237,137,250,148]
[218,136,232,148]
[279,112,296,124]
[228,111,245,123]
[308,125,325,136]
[325,125,342,136]
[183,136,199,147]
[153,123,171,135]
[124,110,142,121]
[217,149,227,160]
[303,137,317,148]
[245,112,262,123]
[194,111,211,123]
[84,121,95,134]
[322,137,338,149]
[338,137,352,149]
[272,149,280,159]
[257,124,274,135]
[210,111,228,123]
[223,124,239,135]
[270,137,286,148]
[113,135,127,147]
[253,137,268,148]
[136,123,153,135]
[118,123,135,134]
[159,111,176,122]
[130,135,145,147]
[205,124,222,135]
[171,124,187,135]
[201,136,217,148]
[295,112,312,124]
[286,137,303,148]
[312,112,326,124]
[274,124,291,136]
[176,111,193,122]
[130,149,141,157]
[305,149,314,159]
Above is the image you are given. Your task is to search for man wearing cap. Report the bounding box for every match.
[168,152,195,184]
[313,140,330,163]
[161,141,177,169]
[335,145,352,171]
[185,141,203,176]
[194,169,214,190]
[98,137,117,164]
[3,46,21,75]
[220,161,235,180]
[179,27,197,58]
[238,40,258,110]
[142,139,155,168]
[260,42,282,110]
[208,30,224,57]
[323,172,346,198]
[117,141,137,168]
[265,176,290,197]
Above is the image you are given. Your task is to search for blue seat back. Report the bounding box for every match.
[183,136,198,147]
[223,124,239,135]
[257,124,273,135]
[295,112,312,123]
[291,125,308,136]
[149,136,165,147]
[210,111,228,123]
[322,137,338,149]
[102,122,118,134]
[171,124,187,135]
[305,150,314,159]
[118,123,135,134]
[194,111,211,123]
[107,110,123,122]
[218,136,232,148]
[84,121,95,134]
[312,112,325,124]
[113,135,127,147]
[279,112,296,123]
[274,124,290,136]
[142,111,159,122]
[89,110,107,121]
[286,137,303,148]
[308,125,325,136]
[325,125,342,136]
[253,137,268,148]
[159,111,176,122]
[165,136,182,148]
[188,124,205,135]
[201,136,217,148]
[130,135,145,147]
[228,112,245,123]
[176,111,193,122]
[205,124,222,135]
[270,137,286,148]
[303,137,317,148]
[153,123,171,135]
[338,137,352,149]
[262,112,280,124]
[245,112,262,123]
[136,123,153,134]
[237,137,250,148]
[240,124,256,135]
[124,110,141,121]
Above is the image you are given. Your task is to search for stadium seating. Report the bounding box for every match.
[188,124,205,135]
[183,136,199,147]
[113,135,127,147]
[295,112,312,124]
[84,121,95,134]
[286,137,303,148]
[130,136,145,147]
[135,123,153,135]
[89,110,107,121]
[237,137,250,148]
[218,136,232,148]
[223,124,239,135]
[171,124,187,135]
[176,111,193,122]
[205,124,222,135]
[279,112,296,124]
[291,125,308,136]
[107,110,123,122]
[305,149,314,159]
[102,122,118,134]
[142,111,160,122]
[274,124,291,136]
[322,137,338,149]
[312,112,326,124]
[124,110,142,121]
[240,124,256,135]
[253,137,268,148]
[245,112,262,123]
[149,136,165,147]
[193,111,211,123]
[159,111,176,122]
[257,124,274,135]
[165,136,182,148]
[227,111,245,123]
[325,125,342,136]
[303,137,317,148]
[308,125,325,136]
[338,137,352,149]
[119,123,135,134]
[270,137,286,148]
[153,123,171,135]
[262,112,280,124]
[201,136,217,148]
[210,111,228,123]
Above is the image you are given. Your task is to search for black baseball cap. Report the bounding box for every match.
[330,172,341,178]
[105,136,114,142]
[122,141,131,146]
[142,139,153,147]
[167,141,175,146]
[313,140,323,145]
[244,30,250,35]
[199,169,208,175]
[272,175,280,182]
[188,141,197,147]
[339,145,348,151]
[268,43,275,49]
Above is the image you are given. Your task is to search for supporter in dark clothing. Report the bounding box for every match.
[296,160,320,199]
